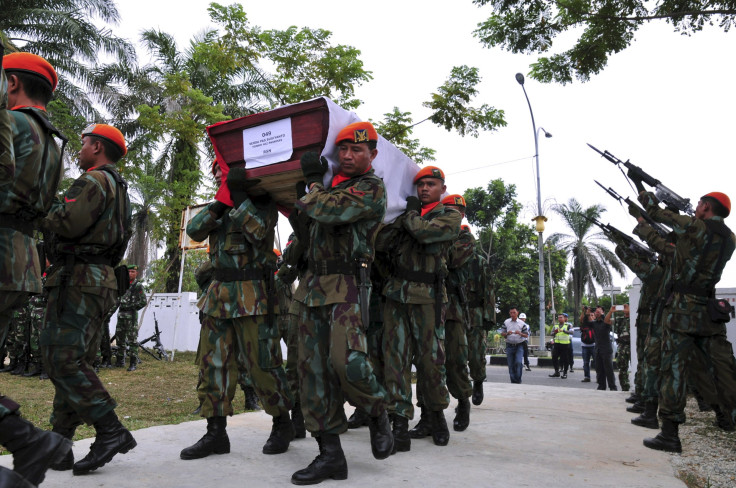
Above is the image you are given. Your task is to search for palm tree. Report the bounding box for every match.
[547,198,626,325]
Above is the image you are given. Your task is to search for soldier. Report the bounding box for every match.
[640,191,736,453]
[467,246,493,406]
[40,123,137,474]
[115,264,147,371]
[289,121,393,484]
[24,279,46,377]
[182,160,295,461]
[0,51,73,486]
[439,195,475,432]
[611,305,631,391]
[8,304,30,375]
[378,166,461,449]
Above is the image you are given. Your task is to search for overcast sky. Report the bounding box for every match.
[114,0,736,291]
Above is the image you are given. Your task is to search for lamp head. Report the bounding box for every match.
[515,73,525,85]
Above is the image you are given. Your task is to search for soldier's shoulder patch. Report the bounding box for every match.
[349,187,365,196]
[66,179,88,199]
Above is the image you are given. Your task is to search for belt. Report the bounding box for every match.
[393,266,436,284]
[62,254,113,266]
[308,259,356,276]
[213,268,266,282]
[0,213,36,237]
[672,283,714,298]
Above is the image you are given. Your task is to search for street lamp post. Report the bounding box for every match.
[516,72,552,350]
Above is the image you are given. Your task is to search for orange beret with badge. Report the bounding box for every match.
[413,165,445,183]
[441,194,466,207]
[82,123,127,156]
[3,52,58,91]
[703,192,731,216]
[335,121,378,144]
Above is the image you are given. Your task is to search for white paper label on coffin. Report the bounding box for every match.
[242,117,293,167]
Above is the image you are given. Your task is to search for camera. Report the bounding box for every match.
[615,305,624,311]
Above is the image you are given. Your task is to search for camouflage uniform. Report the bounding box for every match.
[186,196,293,419]
[8,305,30,369]
[640,192,736,424]
[115,279,147,360]
[291,167,388,435]
[28,279,48,371]
[0,75,63,419]
[275,255,300,400]
[613,314,631,391]
[378,204,461,420]
[467,248,494,382]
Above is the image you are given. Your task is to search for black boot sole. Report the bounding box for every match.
[180,444,230,460]
[73,437,137,475]
[631,418,659,429]
[291,469,349,485]
[643,437,681,453]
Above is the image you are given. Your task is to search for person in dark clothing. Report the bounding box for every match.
[582,306,617,391]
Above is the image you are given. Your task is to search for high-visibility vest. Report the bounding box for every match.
[553,324,571,344]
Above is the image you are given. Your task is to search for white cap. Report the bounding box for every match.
[519,313,527,319]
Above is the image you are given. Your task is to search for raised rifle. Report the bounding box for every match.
[587,144,694,216]
[593,181,670,238]
[582,215,657,263]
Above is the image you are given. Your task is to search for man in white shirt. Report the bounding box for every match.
[500,307,529,384]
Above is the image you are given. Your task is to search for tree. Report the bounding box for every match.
[472,1,736,84]
[547,198,626,325]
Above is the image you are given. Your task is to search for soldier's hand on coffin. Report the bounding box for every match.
[210,201,231,219]
[227,168,260,208]
[295,181,307,199]
[405,196,422,214]
[300,151,328,187]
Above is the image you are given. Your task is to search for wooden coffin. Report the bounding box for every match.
[207,98,330,208]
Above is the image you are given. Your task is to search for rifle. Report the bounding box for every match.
[583,215,657,263]
[587,144,694,216]
[593,181,670,238]
[137,313,169,361]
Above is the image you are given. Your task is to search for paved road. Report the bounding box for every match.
[483,357,626,390]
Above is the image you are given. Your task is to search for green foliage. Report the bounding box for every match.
[472,1,736,83]
[423,65,506,136]
[372,107,436,164]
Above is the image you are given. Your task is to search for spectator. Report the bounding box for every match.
[518,313,532,371]
[579,311,596,383]
[500,307,529,384]
[589,306,617,390]
[548,314,572,379]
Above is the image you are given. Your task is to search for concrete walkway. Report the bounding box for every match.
[2,382,683,488]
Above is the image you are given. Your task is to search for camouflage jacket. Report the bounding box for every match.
[640,191,736,333]
[466,246,494,327]
[118,279,147,318]
[187,196,278,318]
[0,103,63,293]
[613,315,631,343]
[615,243,664,317]
[445,226,475,322]
[42,165,129,290]
[29,275,48,326]
[378,203,461,304]
[292,168,386,306]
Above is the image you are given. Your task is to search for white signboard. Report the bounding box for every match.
[242,118,293,167]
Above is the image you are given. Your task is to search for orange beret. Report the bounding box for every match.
[703,192,731,216]
[335,121,378,144]
[3,52,58,91]
[413,166,445,183]
[211,159,219,176]
[441,194,466,207]
[461,224,471,232]
[273,248,282,257]
[82,123,127,156]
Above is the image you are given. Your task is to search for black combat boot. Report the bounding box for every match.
[0,466,33,488]
[368,410,393,460]
[346,407,369,429]
[114,354,125,368]
[292,402,306,439]
[22,362,41,377]
[391,414,410,453]
[101,355,112,369]
[0,358,17,373]
[10,360,25,375]
[0,412,72,485]
[408,407,432,439]
[643,419,682,453]
[262,413,295,454]
[180,416,229,460]
[126,356,137,372]
[712,405,736,432]
[291,434,348,485]
[244,385,261,411]
[453,397,470,432]
[50,425,77,471]
[625,392,639,404]
[73,411,136,474]
[472,380,484,406]
[697,397,713,412]
[631,402,659,429]
[626,400,645,414]
[548,371,560,378]
[429,410,450,446]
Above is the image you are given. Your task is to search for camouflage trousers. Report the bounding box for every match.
[444,319,472,400]
[95,317,112,361]
[278,313,299,399]
[116,314,139,358]
[197,313,292,419]
[467,323,487,382]
[40,286,118,428]
[0,292,27,419]
[295,301,387,435]
[7,305,30,359]
[617,339,631,391]
[383,299,449,420]
[632,314,649,396]
[366,320,385,386]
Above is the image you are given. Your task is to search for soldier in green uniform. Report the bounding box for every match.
[378,165,461,450]
[640,191,736,453]
[612,305,631,391]
[8,304,30,375]
[182,159,295,461]
[115,264,147,371]
[24,277,47,377]
[439,195,474,432]
[41,123,137,474]
[467,246,494,406]
[289,121,393,484]
[0,51,73,486]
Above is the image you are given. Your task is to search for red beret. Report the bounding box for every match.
[441,194,466,207]
[82,123,127,156]
[335,121,378,144]
[3,52,58,91]
[273,248,282,257]
[413,166,445,183]
[703,192,731,216]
